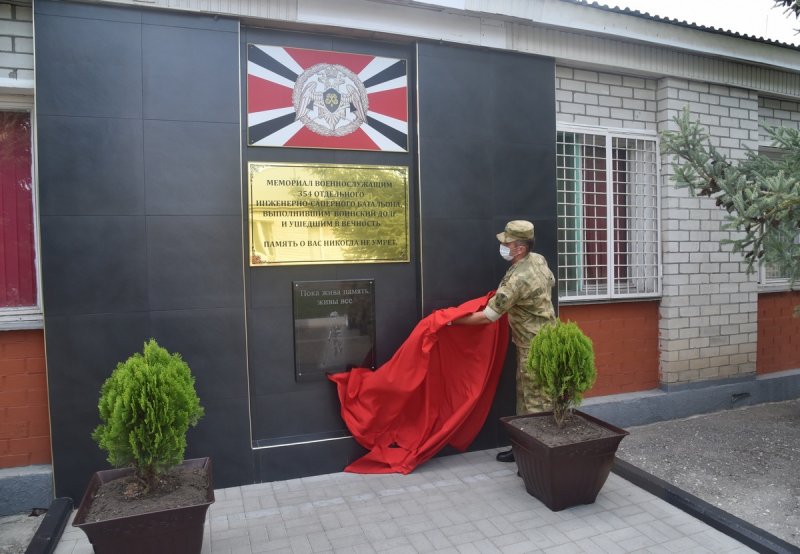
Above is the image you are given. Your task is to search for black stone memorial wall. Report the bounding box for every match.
[35,1,556,499]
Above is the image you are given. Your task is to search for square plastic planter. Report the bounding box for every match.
[73,457,214,554]
[501,411,628,511]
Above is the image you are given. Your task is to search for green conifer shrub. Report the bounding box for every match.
[526,321,596,428]
[92,339,204,492]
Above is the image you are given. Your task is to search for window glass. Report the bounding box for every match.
[0,111,36,308]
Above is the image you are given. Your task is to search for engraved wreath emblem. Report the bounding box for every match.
[292,63,369,136]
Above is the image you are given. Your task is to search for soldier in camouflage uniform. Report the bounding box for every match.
[451,220,556,463]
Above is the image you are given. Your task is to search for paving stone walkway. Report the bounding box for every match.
[53,448,753,553]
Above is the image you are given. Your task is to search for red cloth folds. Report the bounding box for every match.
[328,293,509,474]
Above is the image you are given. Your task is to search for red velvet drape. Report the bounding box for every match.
[329,293,508,474]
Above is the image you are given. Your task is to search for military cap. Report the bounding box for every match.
[496,220,534,243]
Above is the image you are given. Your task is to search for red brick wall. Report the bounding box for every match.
[559,301,660,397]
[0,329,50,468]
[757,291,800,375]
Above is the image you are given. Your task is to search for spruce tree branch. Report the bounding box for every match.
[661,108,800,285]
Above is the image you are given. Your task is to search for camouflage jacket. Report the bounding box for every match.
[487,252,556,348]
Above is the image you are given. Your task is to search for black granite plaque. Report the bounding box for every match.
[292,280,376,382]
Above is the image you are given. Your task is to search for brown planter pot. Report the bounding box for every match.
[500,411,628,511]
[72,457,214,554]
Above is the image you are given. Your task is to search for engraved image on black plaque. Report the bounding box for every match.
[293,280,376,382]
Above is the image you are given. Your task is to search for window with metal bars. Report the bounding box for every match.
[759,231,799,289]
[556,128,661,301]
[758,146,798,290]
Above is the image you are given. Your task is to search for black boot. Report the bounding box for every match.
[496,449,515,463]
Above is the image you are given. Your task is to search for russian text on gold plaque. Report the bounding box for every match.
[249,163,410,266]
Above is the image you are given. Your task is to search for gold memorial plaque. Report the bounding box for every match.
[248,163,409,266]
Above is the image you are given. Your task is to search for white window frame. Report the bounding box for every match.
[760,266,799,292]
[0,94,42,330]
[756,145,798,293]
[556,124,662,303]
[759,233,799,292]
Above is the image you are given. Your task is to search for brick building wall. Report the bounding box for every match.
[555,66,658,131]
[0,2,33,82]
[560,302,660,397]
[656,77,759,386]
[757,292,800,374]
[555,68,780,389]
[759,96,800,142]
[0,329,50,468]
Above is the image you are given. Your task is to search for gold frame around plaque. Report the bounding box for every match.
[248,162,410,266]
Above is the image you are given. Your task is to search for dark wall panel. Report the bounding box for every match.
[37,116,145,216]
[142,23,239,122]
[35,1,250,500]
[146,216,244,310]
[418,43,557,309]
[417,43,557,446]
[143,121,241,215]
[39,216,149,316]
[43,313,152,500]
[35,13,143,119]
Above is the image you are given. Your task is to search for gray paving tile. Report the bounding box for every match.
[252,537,290,552]
[265,522,288,540]
[423,527,453,549]
[552,519,598,541]
[406,532,437,552]
[286,535,314,553]
[247,526,268,542]
[490,530,531,548]
[503,541,545,554]
[637,518,683,543]
[50,448,757,554]
[450,531,488,546]
[328,531,369,549]
[368,536,413,551]
[586,534,627,553]
[210,535,251,551]
[307,530,332,552]
[464,538,503,553]
[618,532,658,551]
[542,543,584,554]
[396,513,439,534]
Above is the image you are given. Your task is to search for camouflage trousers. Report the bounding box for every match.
[515,345,548,415]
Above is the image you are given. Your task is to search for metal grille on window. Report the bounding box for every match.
[758,146,796,286]
[557,130,660,300]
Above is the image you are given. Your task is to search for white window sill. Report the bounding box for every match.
[558,294,662,305]
[0,312,44,331]
[758,282,799,294]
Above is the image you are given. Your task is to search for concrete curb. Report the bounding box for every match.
[25,497,72,554]
[612,458,800,554]
[0,465,53,517]
[582,368,800,428]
